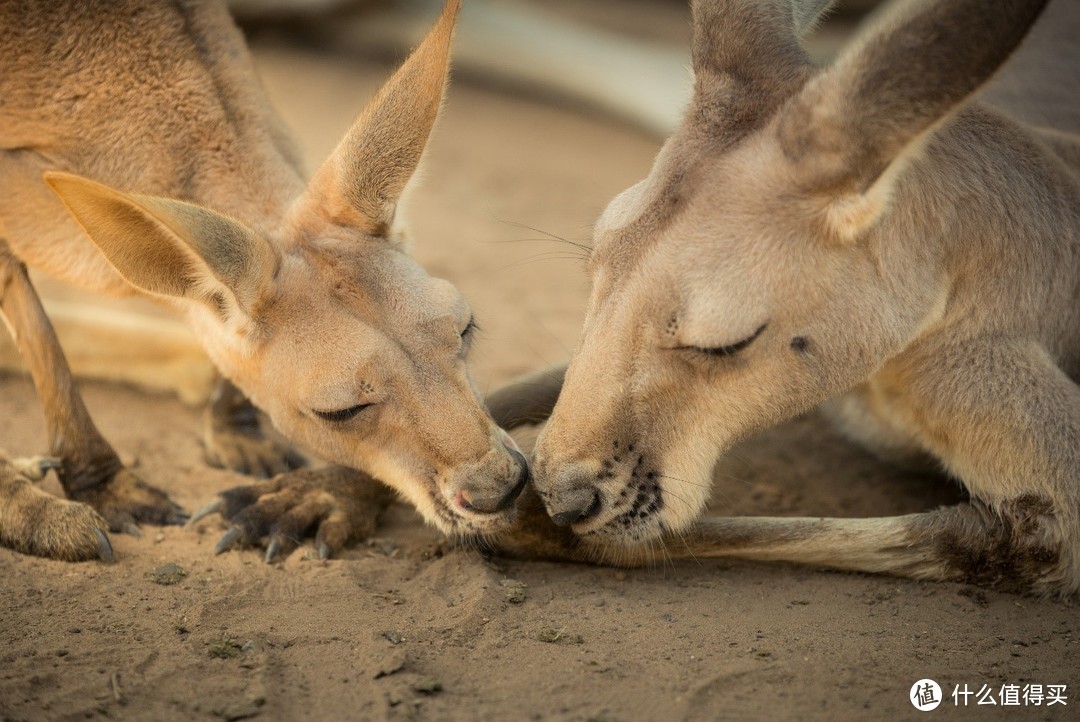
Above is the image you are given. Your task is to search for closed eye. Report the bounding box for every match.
[459,316,478,355]
[686,323,768,357]
[313,403,372,423]
[461,316,478,339]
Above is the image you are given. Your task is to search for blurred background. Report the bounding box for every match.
[1,0,883,403]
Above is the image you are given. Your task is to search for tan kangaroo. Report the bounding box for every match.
[0,0,530,562]
[489,0,1080,595]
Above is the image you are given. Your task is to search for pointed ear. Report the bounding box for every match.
[690,0,835,130]
[298,0,461,236]
[777,0,1049,233]
[45,172,277,314]
[790,0,835,36]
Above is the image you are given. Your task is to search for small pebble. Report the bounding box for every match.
[150,563,187,585]
[501,579,527,604]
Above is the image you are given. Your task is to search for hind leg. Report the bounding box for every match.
[654,338,1080,595]
[0,243,185,553]
[202,377,306,478]
[0,452,113,561]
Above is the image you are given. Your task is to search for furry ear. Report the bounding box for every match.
[791,0,835,36]
[690,0,835,131]
[777,0,1049,235]
[45,172,277,314]
[298,0,461,237]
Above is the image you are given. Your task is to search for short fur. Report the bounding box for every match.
[0,0,528,560]
[499,0,1080,595]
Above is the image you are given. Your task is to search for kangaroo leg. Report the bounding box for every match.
[0,244,186,537]
[203,377,306,478]
[486,363,566,430]
[489,340,1078,595]
[659,501,1059,594]
[646,339,1079,595]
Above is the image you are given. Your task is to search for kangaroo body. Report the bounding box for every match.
[0,1,304,296]
[490,0,1080,595]
[0,0,530,561]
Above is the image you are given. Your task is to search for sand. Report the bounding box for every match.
[1,10,1077,722]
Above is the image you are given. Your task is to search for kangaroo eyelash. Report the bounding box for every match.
[314,403,371,423]
[687,323,768,357]
[461,316,479,338]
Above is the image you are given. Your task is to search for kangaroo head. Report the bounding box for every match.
[44,0,528,535]
[532,0,1050,544]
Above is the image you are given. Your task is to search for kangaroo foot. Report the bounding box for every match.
[0,457,114,561]
[190,466,395,562]
[203,427,306,478]
[67,466,188,535]
[7,454,62,481]
[203,379,306,477]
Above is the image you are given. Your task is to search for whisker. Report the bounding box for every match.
[486,208,594,255]
[497,253,591,272]
[520,347,570,382]
[484,236,590,250]
[656,534,674,573]
[711,470,756,488]
[670,524,703,567]
[656,473,711,490]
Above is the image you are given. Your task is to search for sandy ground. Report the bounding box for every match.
[2,5,1078,721]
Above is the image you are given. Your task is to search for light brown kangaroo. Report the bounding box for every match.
[489,0,1080,595]
[0,0,530,562]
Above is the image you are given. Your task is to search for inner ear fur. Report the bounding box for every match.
[45,171,277,314]
[296,0,461,238]
[777,0,1050,234]
[689,0,836,134]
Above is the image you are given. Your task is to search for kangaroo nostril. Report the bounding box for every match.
[550,488,601,527]
[457,488,500,514]
[456,449,530,515]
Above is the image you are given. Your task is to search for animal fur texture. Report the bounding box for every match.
[0,0,530,560]
[491,0,1080,595]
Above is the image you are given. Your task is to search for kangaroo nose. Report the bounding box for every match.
[457,449,529,514]
[549,487,601,527]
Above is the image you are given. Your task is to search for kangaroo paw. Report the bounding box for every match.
[203,427,306,478]
[9,455,63,481]
[68,467,188,533]
[190,466,395,562]
[203,378,306,478]
[0,462,114,561]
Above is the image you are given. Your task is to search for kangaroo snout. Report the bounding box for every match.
[535,463,604,528]
[455,447,529,515]
[549,487,602,527]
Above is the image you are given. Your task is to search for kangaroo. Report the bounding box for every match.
[0,0,530,562]
[490,0,1080,595]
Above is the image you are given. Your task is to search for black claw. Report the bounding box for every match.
[285,451,307,471]
[37,456,63,476]
[265,537,281,563]
[94,529,115,563]
[214,526,243,555]
[122,522,142,539]
[12,455,62,481]
[167,507,191,526]
[187,500,223,527]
